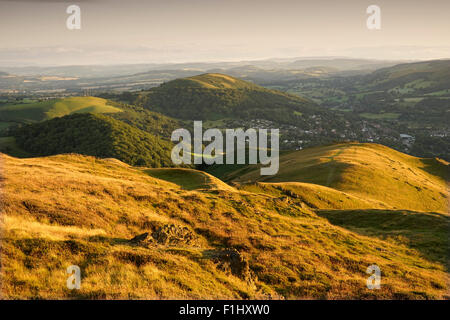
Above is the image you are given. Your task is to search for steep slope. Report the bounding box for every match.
[208,143,449,213]
[0,153,448,299]
[11,113,174,167]
[0,97,122,123]
[135,73,320,121]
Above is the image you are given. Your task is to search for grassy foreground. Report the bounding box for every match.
[0,146,448,299]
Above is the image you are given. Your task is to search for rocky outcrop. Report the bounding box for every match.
[130,223,198,247]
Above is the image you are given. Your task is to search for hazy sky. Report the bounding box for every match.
[0,0,449,65]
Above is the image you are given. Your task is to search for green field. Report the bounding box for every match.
[359,112,400,120]
[0,96,122,123]
[425,89,450,96]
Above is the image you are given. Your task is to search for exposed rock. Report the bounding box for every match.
[129,224,198,247]
[151,224,197,246]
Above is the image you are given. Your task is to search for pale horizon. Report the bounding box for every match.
[1,0,449,66]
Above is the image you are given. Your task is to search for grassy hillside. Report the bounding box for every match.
[0,97,122,123]
[135,73,320,121]
[1,152,448,299]
[208,143,449,213]
[238,182,388,210]
[11,113,174,167]
[365,60,450,93]
[317,209,449,270]
[144,168,236,191]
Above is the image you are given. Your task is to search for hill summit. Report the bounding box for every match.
[162,73,260,90]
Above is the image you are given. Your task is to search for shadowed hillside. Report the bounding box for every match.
[317,209,450,270]
[11,113,174,167]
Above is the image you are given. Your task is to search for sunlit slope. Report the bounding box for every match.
[238,182,388,210]
[144,168,236,191]
[166,73,260,90]
[210,143,449,213]
[0,96,122,123]
[1,153,448,299]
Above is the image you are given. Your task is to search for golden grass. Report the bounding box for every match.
[0,150,448,299]
[219,143,449,213]
[144,168,236,192]
[239,182,389,210]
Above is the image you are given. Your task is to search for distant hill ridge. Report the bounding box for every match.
[364,59,450,92]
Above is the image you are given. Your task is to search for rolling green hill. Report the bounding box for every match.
[0,96,122,123]
[135,73,321,121]
[208,143,449,213]
[11,113,174,167]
